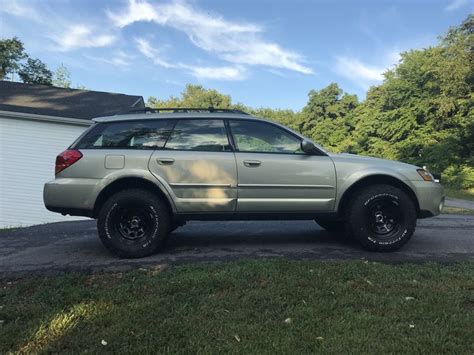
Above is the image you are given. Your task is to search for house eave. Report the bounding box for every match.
[0,110,93,126]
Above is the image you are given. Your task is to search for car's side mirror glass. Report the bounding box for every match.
[301,140,318,155]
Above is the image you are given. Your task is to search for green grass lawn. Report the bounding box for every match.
[1,261,473,353]
[445,188,474,201]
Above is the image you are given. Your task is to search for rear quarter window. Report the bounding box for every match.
[74,120,175,149]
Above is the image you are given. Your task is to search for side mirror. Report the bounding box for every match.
[301,140,318,155]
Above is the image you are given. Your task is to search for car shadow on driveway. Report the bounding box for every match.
[166,221,358,252]
[1,216,473,276]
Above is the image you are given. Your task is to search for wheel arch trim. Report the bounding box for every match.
[336,172,420,215]
[93,173,177,218]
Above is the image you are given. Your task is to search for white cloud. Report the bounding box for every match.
[445,0,469,11]
[108,0,313,75]
[1,2,116,52]
[334,54,400,89]
[135,38,176,69]
[182,65,245,80]
[53,24,116,51]
[135,38,244,80]
[86,51,134,67]
[0,0,42,22]
[336,57,384,82]
[108,0,261,33]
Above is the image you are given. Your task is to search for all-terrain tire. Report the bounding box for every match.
[345,184,417,252]
[97,188,171,258]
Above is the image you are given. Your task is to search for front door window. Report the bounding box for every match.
[229,120,303,154]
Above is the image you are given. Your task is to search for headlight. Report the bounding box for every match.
[417,169,434,181]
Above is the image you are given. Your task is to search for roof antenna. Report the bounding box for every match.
[208,106,215,112]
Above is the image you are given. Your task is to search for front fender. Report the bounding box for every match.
[335,167,417,211]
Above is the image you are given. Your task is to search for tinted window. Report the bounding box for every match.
[229,120,303,154]
[164,119,231,152]
[75,120,174,149]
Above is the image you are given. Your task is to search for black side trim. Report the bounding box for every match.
[176,211,338,221]
[47,205,340,222]
[45,205,93,218]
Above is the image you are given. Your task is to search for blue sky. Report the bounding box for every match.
[1,0,472,109]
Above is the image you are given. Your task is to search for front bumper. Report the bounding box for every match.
[410,180,445,218]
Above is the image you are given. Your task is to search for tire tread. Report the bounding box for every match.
[344,184,417,252]
[97,188,170,258]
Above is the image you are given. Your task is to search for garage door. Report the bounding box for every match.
[0,116,90,228]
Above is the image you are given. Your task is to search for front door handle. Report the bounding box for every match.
[157,158,175,165]
[243,160,261,168]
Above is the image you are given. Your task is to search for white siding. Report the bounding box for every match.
[0,115,90,227]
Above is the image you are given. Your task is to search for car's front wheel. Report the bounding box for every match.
[345,184,417,252]
[97,188,171,258]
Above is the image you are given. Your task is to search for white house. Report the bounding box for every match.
[0,81,144,228]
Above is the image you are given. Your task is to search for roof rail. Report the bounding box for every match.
[125,106,249,115]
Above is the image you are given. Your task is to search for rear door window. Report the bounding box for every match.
[75,120,175,149]
[164,119,231,152]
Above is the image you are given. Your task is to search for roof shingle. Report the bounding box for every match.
[0,81,144,120]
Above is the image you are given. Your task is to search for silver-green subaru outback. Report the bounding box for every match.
[44,108,445,258]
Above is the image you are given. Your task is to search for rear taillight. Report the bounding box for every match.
[55,149,83,175]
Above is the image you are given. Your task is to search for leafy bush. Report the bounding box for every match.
[443,165,474,189]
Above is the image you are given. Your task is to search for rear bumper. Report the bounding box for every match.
[43,178,100,217]
[45,205,93,218]
[410,180,445,218]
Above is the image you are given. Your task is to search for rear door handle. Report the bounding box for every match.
[157,158,175,165]
[243,160,261,168]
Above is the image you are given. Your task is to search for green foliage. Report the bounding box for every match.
[18,58,52,85]
[147,84,301,129]
[0,37,26,79]
[443,165,474,189]
[300,83,359,152]
[348,15,473,187]
[52,64,72,88]
[247,107,302,132]
[0,36,54,85]
[148,84,232,108]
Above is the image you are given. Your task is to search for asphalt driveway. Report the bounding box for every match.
[1,214,473,277]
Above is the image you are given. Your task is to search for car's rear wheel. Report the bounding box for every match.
[97,188,170,258]
[345,184,417,252]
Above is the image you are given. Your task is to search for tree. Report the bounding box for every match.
[148,84,232,108]
[0,37,26,80]
[53,64,72,88]
[300,83,359,152]
[18,58,53,85]
[350,14,473,188]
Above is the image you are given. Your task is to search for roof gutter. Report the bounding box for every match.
[0,110,92,126]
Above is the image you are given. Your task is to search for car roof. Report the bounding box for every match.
[93,112,258,123]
